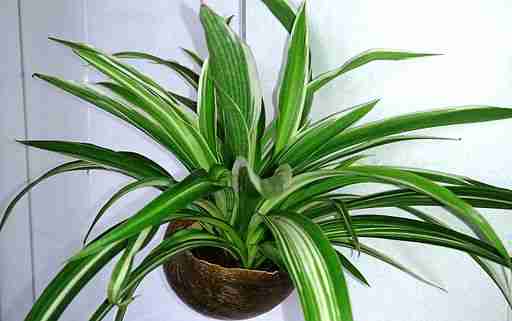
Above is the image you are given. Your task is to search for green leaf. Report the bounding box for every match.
[318,106,512,161]
[167,91,197,112]
[89,230,239,321]
[278,99,378,168]
[303,135,459,171]
[181,47,204,67]
[19,140,170,179]
[260,0,315,127]
[246,170,352,251]
[274,1,310,155]
[308,49,440,93]
[33,74,195,168]
[261,0,296,32]
[258,242,286,270]
[96,80,198,131]
[225,14,235,25]
[395,167,493,187]
[200,4,262,130]
[108,227,156,304]
[400,206,512,307]
[263,211,354,321]
[334,241,445,291]
[335,252,370,287]
[261,119,276,150]
[117,229,242,300]
[233,158,292,199]
[333,155,371,169]
[71,170,225,260]
[344,166,510,263]
[280,173,380,211]
[113,51,199,89]
[197,58,220,160]
[1,161,104,231]
[215,87,254,164]
[257,170,346,215]
[88,300,113,321]
[83,177,173,245]
[94,82,199,169]
[177,209,248,265]
[49,38,216,170]
[331,200,360,252]
[321,215,510,267]
[348,185,512,210]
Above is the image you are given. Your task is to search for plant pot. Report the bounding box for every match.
[163,222,294,320]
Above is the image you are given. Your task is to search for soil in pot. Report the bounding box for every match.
[163,222,294,320]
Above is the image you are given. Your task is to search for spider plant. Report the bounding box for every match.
[2,1,512,321]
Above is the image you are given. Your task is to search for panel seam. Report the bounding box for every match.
[240,0,247,40]
[16,0,37,303]
[81,0,93,221]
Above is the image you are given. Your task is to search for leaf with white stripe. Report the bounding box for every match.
[321,215,510,266]
[331,200,359,252]
[49,38,216,170]
[263,212,354,321]
[1,161,104,231]
[303,135,459,171]
[261,0,296,32]
[333,241,445,291]
[106,229,242,312]
[181,47,204,67]
[317,106,512,162]
[108,227,156,304]
[70,170,226,260]
[215,87,254,164]
[308,49,440,93]
[200,4,262,130]
[198,58,220,160]
[83,177,173,245]
[19,140,170,179]
[33,74,195,168]
[335,252,369,287]
[274,1,310,155]
[344,166,510,263]
[278,99,378,168]
[113,51,199,89]
[401,206,512,307]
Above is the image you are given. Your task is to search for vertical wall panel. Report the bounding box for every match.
[246,1,512,321]
[0,1,34,321]
[17,0,90,320]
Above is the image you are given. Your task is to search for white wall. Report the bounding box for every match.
[1,1,512,321]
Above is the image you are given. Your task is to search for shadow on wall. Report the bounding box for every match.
[281,291,305,321]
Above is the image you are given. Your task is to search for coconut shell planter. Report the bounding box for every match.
[3,1,512,321]
[163,221,293,320]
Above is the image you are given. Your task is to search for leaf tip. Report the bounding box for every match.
[32,73,45,80]
[48,36,68,45]
[15,139,28,145]
[367,98,381,108]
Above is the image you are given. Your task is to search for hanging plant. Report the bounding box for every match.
[2,1,512,321]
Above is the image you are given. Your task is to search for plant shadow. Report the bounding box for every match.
[281,291,305,321]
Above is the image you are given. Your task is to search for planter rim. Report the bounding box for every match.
[185,250,284,276]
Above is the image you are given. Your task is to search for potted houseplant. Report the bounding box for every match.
[2,1,512,320]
